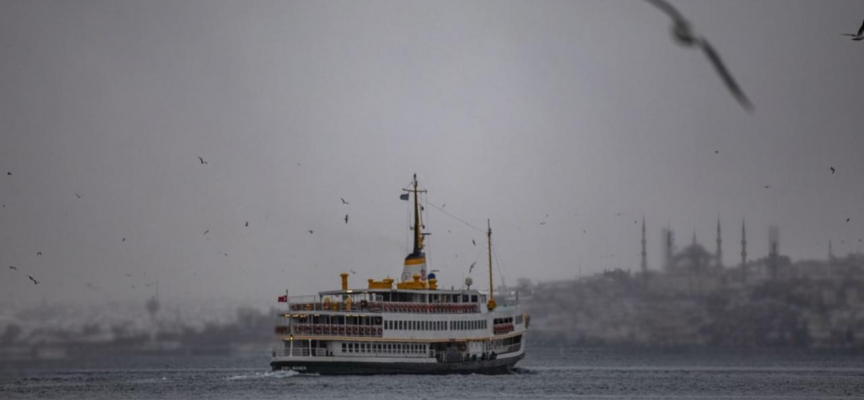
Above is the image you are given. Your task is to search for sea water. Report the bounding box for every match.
[2,346,863,399]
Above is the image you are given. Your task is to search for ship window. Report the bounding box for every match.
[462,295,469,302]
[471,295,477,302]
[342,343,346,352]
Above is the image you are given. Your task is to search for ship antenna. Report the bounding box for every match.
[486,219,496,311]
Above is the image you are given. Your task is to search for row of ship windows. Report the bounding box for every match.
[341,342,427,354]
[384,320,488,331]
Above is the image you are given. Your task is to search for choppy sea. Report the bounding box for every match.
[2,346,864,399]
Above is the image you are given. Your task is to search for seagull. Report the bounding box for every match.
[349,269,356,275]
[643,0,753,111]
[198,156,207,165]
[472,239,476,246]
[27,275,39,285]
[830,167,836,174]
[841,19,864,41]
[344,214,349,224]
[616,213,622,217]
[469,262,476,273]
[847,218,851,223]
[245,221,249,227]
[308,229,314,234]
[763,185,771,189]
[203,230,209,235]
[122,238,126,242]
[341,198,349,205]
[75,193,82,199]
[36,252,42,256]
[540,222,546,225]
[714,150,719,154]
[9,266,16,270]
[6,172,10,176]
[441,203,446,209]
[125,273,132,277]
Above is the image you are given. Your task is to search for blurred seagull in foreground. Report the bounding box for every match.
[841,19,864,41]
[643,0,753,111]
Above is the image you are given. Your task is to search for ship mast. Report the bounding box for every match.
[399,174,428,284]
[486,219,496,311]
[412,174,422,255]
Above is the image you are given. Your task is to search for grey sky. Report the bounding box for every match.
[2,0,863,308]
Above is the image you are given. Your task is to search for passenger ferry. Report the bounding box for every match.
[270,175,528,375]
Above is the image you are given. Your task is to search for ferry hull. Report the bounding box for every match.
[270,354,523,375]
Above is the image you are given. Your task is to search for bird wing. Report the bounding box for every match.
[643,0,688,25]
[698,38,753,111]
[858,18,864,36]
[841,33,858,37]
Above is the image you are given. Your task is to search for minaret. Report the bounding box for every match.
[663,227,675,271]
[640,216,647,273]
[740,219,748,283]
[716,218,723,268]
[740,219,747,268]
[768,225,779,279]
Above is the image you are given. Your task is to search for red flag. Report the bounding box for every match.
[277,295,288,303]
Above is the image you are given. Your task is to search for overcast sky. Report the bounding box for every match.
[2,0,864,309]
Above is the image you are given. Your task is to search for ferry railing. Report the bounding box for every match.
[492,323,515,335]
[276,348,329,357]
[496,343,521,355]
[286,301,480,314]
[289,324,384,337]
[276,348,437,359]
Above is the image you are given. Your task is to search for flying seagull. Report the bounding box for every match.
[308,229,314,234]
[643,0,753,111]
[349,269,356,275]
[198,156,208,165]
[344,214,349,224]
[841,19,864,41]
[27,275,39,285]
[847,218,851,223]
[75,193,82,199]
[763,185,771,189]
[203,230,209,235]
[472,239,476,246]
[245,221,248,227]
[341,198,349,205]
[36,252,42,256]
[6,172,10,176]
[122,238,126,242]
[469,262,476,273]
[9,266,16,270]
[830,166,835,174]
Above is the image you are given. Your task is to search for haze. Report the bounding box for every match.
[2,0,863,311]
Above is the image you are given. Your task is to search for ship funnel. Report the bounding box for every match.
[340,273,349,290]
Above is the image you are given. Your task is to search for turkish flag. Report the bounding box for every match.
[277,295,288,303]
